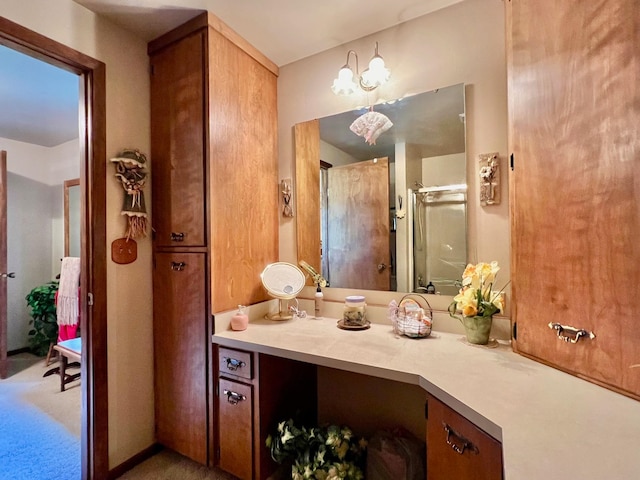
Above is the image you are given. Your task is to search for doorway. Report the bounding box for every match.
[0,16,108,480]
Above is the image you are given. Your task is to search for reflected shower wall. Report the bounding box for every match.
[411,185,467,296]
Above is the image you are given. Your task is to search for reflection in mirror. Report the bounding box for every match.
[296,83,466,295]
[64,178,80,257]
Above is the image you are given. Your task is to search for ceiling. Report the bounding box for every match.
[0,0,462,148]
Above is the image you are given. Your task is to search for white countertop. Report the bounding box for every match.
[212,314,640,479]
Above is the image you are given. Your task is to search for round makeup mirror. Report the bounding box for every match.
[261,262,305,320]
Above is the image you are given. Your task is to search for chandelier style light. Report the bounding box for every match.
[331,42,390,95]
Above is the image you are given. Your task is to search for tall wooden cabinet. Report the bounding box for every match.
[507,0,640,399]
[149,13,279,465]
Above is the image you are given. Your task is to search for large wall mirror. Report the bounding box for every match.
[296,83,466,295]
[64,178,80,257]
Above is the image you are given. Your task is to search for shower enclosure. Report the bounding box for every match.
[410,184,467,296]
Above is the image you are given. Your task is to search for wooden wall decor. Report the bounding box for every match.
[478,152,500,206]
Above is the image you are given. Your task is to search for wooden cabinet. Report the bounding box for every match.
[149,12,279,466]
[506,0,640,399]
[215,346,317,479]
[153,252,208,463]
[426,394,503,480]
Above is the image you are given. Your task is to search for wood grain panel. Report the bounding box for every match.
[208,27,279,312]
[294,120,321,284]
[508,0,640,397]
[218,378,253,480]
[327,158,390,290]
[427,394,503,480]
[153,252,208,464]
[150,31,207,248]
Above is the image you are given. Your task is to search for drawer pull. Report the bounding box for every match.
[443,423,478,455]
[223,357,246,371]
[170,232,185,242]
[548,322,596,344]
[171,261,186,271]
[223,389,246,405]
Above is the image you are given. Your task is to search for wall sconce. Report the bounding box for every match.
[331,42,390,95]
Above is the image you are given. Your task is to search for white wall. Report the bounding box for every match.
[278,0,509,306]
[2,0,153,468]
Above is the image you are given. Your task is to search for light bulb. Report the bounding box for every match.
[331,66,357,95]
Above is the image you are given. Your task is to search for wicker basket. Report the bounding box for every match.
[390,294,433,339]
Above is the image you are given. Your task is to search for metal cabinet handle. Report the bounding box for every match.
[443,423,478,455]
[170,232,185,242]
[223,357,246,371]
[377,263,388,272]
[170,262,186,271]
[223,389,246,405]
[0,272,15,278]
[548,322,596,344]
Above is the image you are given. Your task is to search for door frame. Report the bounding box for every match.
[0,17,108,480]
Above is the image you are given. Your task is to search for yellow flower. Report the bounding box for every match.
[462,304,478,317]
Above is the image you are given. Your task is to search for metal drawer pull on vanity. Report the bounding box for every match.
[223,357,246,371]
[171,262,186,271]
[548,322,596,344]
[170,232,185,242]
[443,423,478,455]
[223,389,247,405]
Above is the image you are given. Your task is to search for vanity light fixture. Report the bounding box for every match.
[331,42,390,95]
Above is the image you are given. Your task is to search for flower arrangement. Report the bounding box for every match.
[266,418,367,480]
[448,261,505,320]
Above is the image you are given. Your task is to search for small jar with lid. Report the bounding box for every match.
[343,295,367,326]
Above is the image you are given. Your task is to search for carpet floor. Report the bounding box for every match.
[0,353,81,480]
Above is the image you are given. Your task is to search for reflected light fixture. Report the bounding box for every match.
[331,42,390,95]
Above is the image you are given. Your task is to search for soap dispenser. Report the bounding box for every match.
[314,285,324,320]
[230,305,249,331]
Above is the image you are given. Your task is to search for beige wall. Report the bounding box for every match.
[278,0,510,309]
[2,0,154,468]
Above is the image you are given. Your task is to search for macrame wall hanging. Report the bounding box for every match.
[110,149,148,240]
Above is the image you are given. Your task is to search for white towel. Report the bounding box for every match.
[57,257,80,326]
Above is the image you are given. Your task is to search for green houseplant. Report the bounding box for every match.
[25,281,59,356]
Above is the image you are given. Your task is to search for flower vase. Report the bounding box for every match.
[462,315,493,345]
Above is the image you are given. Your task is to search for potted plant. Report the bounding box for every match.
[266,418,367,480]
[25,280,59,356]
[448,262,506,345]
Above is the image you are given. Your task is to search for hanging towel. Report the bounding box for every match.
[57,257,81,326]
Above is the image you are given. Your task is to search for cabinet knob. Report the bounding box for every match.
[223,357,246,371]
[170,232,185,242]
[548,322,596,344]
[443,423,478,455]
[223,389,246,405]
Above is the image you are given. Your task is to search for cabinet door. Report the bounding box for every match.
[150,31,207,248]
[508,0,640,397]
[218,378,253,480]
[153,252,207,464]
[426,395,502,480]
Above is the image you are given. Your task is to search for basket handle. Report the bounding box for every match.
[398,293,433,318]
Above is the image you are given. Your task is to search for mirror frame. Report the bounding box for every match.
[64,178,80,257]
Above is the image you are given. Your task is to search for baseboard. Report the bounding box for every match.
[7,347,31,356]
[108,443,163,479]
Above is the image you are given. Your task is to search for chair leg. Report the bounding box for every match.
[45,343,58,366]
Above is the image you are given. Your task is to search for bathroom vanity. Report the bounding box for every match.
[212,314,640,479]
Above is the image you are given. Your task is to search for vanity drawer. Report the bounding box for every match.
[426,393,503,480]
[219,347,253,380]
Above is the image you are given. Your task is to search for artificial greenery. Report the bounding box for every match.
[266,418,367,480]
[25,281,59,356]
